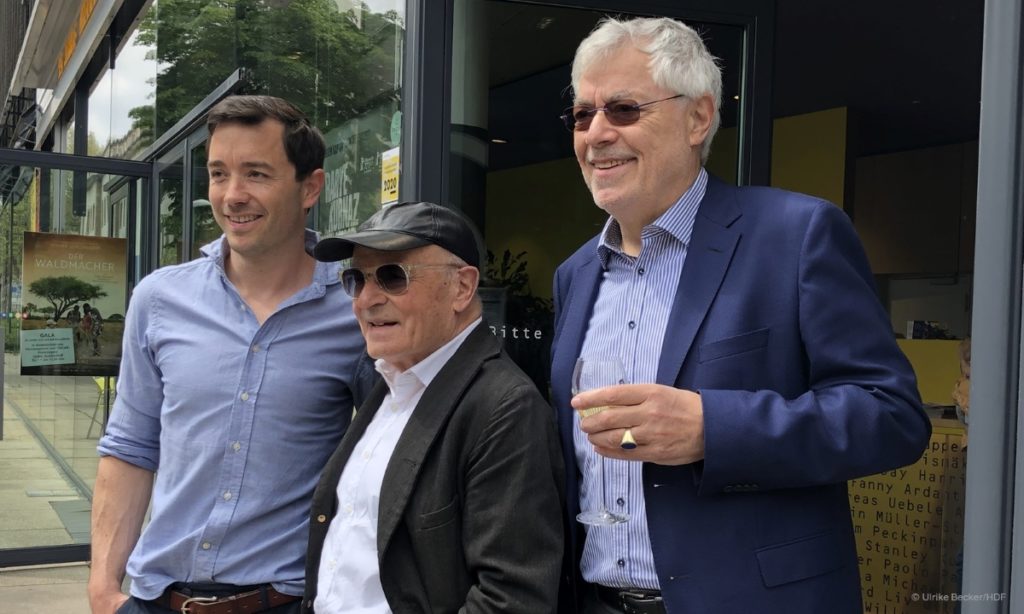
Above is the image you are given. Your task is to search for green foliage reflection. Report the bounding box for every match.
[131,0,403,138]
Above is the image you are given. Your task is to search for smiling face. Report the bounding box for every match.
[573,44,711,232]
[351,245,479,372]
[207,119,323,262]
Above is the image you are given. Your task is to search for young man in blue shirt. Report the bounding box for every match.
[89,96,370,614]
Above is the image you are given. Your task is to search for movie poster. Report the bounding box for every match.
[20,232,127,376]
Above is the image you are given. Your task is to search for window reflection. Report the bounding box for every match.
[158,154,184,267]
[112,0,405,237]
[57,0,407,264]
[190,144,217,259]
[86,27,157,159]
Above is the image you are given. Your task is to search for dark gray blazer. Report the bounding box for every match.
[303,324,565,613]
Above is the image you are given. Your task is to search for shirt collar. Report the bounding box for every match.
[375,318,483,398]
[597,167,708,268]
[199,229,341,287]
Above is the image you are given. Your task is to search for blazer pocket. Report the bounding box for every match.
[755,531,846,588]
[418,497,458,531]
[698,328,769,363]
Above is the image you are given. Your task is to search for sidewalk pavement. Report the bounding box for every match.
[0,563,90,612]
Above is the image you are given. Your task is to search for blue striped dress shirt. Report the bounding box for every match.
[575,168,707,589]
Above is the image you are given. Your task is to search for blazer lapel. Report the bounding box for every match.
[318,384,387,499]
[656,178,742,385]
[375,324,500,555]
[552,256,602,396]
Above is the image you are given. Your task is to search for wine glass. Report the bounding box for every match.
[572,357,630,526]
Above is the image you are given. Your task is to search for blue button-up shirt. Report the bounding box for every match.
[575,169,707,589]
[98,231,366,599]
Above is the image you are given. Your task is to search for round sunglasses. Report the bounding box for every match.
[559,94,686,132]
[340,263,460,298]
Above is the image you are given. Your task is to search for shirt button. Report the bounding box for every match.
[222,491,232,501]
[240,392,250,401]
[344,504,354,515]
[252,344,261,353]
[638,267,645,275]
[232,442,241,452]
[617,559,625,567]
[616,497,625,506]
[317,514,327,523]
[628,321,636,330]
[362,450,372,460]
[202,542,212,550]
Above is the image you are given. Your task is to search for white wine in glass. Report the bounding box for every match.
[572,357,630,526]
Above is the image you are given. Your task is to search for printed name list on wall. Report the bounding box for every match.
[848,420,966,613]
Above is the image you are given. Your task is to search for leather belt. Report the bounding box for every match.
[155,585,300,614]
[595,584,666,614]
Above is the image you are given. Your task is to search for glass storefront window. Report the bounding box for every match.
[190,143,216,259]
[1,0,406,567]
[62,172,122,237]
[157,153,184,268]
[124,0,405,243]
[86,27,158,159]
[0,165,139,555]
[63,118,75,155]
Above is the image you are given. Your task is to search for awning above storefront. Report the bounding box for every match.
[9,1,82,92]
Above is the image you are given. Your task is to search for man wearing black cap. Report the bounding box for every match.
[303,201,565,614]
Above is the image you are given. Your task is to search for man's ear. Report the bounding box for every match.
[687,94,715,148]
[301,168,326,211]
[452,266,480,313]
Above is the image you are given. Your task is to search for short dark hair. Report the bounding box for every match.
[206,95,325,180]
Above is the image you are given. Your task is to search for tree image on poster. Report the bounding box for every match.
[28,276,107,321]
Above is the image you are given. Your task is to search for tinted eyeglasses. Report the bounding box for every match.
[560,94,686,132]
[340,263,460,298]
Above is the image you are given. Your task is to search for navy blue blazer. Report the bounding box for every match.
[550,175,930,613]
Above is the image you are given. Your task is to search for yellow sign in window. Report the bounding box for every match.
[381,147,400,205]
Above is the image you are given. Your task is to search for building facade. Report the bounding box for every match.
[0,0,1020,611]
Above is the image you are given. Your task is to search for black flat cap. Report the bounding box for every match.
[313,201,481,267]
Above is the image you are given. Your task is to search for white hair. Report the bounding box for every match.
[571,16,723,163]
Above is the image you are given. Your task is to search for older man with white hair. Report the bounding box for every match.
[304,201,565,614]
[551,16,930,614]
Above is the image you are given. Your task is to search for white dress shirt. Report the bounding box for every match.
[315,319,481,614]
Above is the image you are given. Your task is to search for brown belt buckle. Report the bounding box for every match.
[180,595,218,614]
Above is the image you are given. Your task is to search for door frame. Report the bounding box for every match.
[964,0,1022,610]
